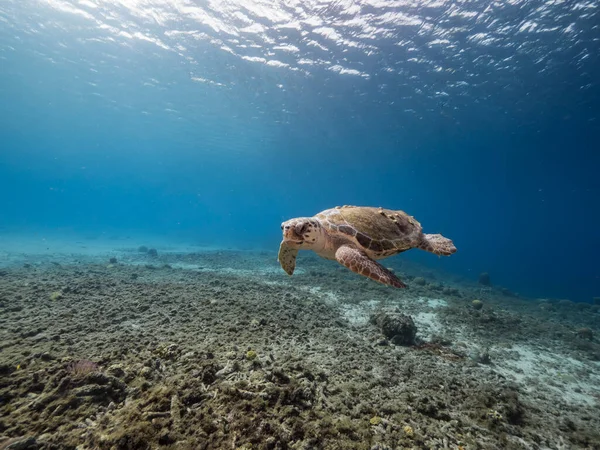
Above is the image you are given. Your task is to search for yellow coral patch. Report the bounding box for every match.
[369,416,382,426]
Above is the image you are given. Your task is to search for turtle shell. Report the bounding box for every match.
[316,206,423,255]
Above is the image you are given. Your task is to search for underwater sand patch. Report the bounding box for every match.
[494,344,600,407]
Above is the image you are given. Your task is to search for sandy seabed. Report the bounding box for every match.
[0,236,599,450]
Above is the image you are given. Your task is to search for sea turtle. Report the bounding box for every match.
[278,205,457,288]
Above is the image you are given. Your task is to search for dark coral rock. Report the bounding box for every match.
[370,311,417,346]
[0,363,15,375]
[442,286,460,296]
[138,246,149,253]
[413,277,426,286]
[147,248,158,257]
[500,390,524,425]
[576,328,594,341]
[478,272,491,286]
[558,299,574,308]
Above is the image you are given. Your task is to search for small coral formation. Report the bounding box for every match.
[593,297,600,306]
[576,327,594,341]
[138,245,149,253]
[153,343,181,360]
[148,248,158,257]
[478,272,491,286]
[558,299,573,307]
[109,257,117,264]
[487,409,503,422]
[413,277,427,286]
[469,348,492,365]
[369,415,382,426]
[472,299,483,310]
[66,359,100,378]
[442,286,461,296]
[49,291,63,301]
[370,311,417,345]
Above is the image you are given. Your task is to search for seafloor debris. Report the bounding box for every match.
[415,342,465,362]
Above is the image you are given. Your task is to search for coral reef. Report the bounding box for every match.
[0,250,599,449]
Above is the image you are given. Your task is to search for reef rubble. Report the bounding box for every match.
[0,249,599,449]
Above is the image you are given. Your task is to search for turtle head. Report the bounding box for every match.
[281,218,323,249]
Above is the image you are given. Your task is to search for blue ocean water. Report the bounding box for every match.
[0,0,598,302]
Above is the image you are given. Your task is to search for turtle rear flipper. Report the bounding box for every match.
[278,242,298,275]
[419,233,457,256]
[335,245,406,288]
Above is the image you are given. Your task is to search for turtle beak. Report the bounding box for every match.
[281,220,304,243]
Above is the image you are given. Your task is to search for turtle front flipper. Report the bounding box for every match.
[335,245,406,288]
[278,241,299,275]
